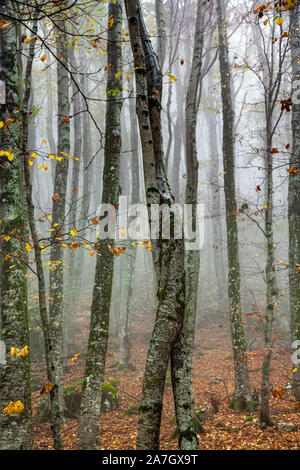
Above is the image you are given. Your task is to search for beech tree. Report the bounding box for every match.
[0,0,33,449]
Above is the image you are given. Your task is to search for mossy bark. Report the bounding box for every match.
[76,0,123,450]
[49,22,70,416]
[169,0,206,451]
[0,3,33,448]
[289,3,300,401]
[217,0,252,409]
[21,20,63,448]
[125,0,196,450]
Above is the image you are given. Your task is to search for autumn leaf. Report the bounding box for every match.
[24,36,37,44]
[25,242,32,252]
[52,193,60,203]
[10,347,19,359]
[40,381,54,395]
[105,63,112,72]
[91,217,99,225]
[276,17,283,25]
[2,400,24,415]
[287,167,297,176]
[271,386,285,398]
[41,54,47,62]
[62,115,72,123]
[70,229,77,237]
[70,242,80,250]
[0,150,14,161]
[71,353,80,362]
[19,345,29,357]
[89,251,95,256]
[0,19,12,29]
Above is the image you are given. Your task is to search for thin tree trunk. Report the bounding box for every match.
[21,24,63,448]
[49,21,70,415]
[216,0,253,410]
[76,0,123,450]
[289,2,300,401]
[170,0,206,451]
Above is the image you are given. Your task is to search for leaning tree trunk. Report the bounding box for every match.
[289,2,300,401]
[216,0,253,410]
[76,0,123,450]
[49,21,70,415]
[125,0,197,450]
[170,0,206,451]
[0,3,33,449]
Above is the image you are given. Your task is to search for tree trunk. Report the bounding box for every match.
[289,2,300,401]
[170,0,206,451]
[49,21,70,415]
[76,0,123,450]
[216,0,253,410]
[0,3,33,449]
[125,0,196,450]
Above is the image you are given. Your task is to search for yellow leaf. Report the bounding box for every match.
[89,251,95,256]
[42,139,47,144]
[19,345,29,357]
[166,73,176,81]
[29,152,37,159]
[24,36,36,44]
[28,160,34,166]
[41,54,47,62]
[49,153,55,160]
[25,243,32,252]
[276,17,283,25]
[10,347,19,359]
[0,20,12,30]
[0,122,3,128]
[120,229,126,236]
[70,229,77,237]
[115,71,121,79]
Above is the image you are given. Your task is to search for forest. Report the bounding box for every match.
[0,0,300,454]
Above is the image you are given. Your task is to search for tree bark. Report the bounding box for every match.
[49,21,70,415]
[216,0,253,410]
[125,0,196,450]
[289,2,300,401]
[76,0,123,450]
[0,2,33,449]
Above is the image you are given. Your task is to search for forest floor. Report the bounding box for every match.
[30,311,300,450]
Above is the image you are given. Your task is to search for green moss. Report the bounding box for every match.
[125,404,139,415]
